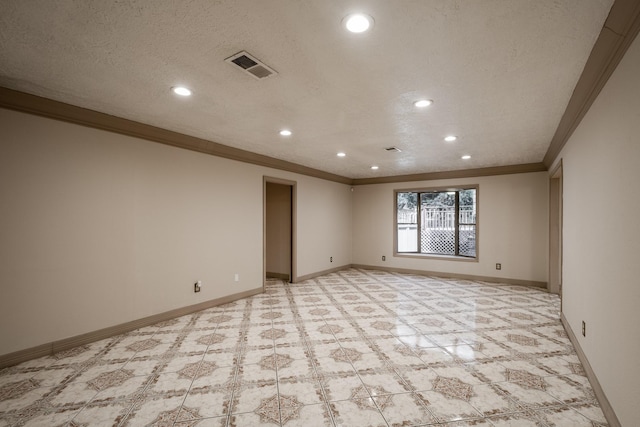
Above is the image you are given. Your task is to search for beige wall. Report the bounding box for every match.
[265,182,291,278]
[0,108,353,356]
[352,172,549,283]
[551,34,640,426]
[295,178,353,276]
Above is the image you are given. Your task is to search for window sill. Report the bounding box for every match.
[393,252,478,262]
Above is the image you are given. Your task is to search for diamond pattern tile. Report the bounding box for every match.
[0,269,607,426]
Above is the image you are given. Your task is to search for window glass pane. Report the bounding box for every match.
[459,224,476,257]
[420,192,455,255]
[397,224,418,252]
[397,192,417,223]
[395,187,477,259]
[397,192,417,252]
[459,189,476,224]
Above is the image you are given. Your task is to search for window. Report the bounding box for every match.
[396,187,477,258]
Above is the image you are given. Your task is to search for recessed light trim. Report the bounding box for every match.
[461,155,471,160]
[344,14,373,33]
[279,130,292,136]
[171,86,192,96]
[444,136,457,142]
[414,99,433,108]
[371,165,379,170]
[337,152,346,157]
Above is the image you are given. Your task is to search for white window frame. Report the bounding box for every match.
[394,185,479,262]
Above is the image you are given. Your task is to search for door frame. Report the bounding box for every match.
[263,176,297,284]
[549,160,563,299]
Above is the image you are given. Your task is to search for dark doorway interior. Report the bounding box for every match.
[265,182,293,282]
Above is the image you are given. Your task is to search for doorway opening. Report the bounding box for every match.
[264,177,296,283]
[549,161,563,301]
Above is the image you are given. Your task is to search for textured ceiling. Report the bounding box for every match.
[0,0,613,179]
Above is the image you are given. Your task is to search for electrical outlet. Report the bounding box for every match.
[582,321,586,337]
[382,255,386,261]
[194,281,201,293]
[330,257,333,262]
[234,274,239,282]
[496,263,502,270]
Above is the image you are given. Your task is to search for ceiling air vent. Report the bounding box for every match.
[384,147,402,152]
[225,51,277,80]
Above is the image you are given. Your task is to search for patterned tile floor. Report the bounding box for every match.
[0,269,607,426]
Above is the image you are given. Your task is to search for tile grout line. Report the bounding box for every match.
[171,311,211,427]
[282,278,339,427]
[318,271,392,426]
[225,293,259,427]
[268,283,282,427]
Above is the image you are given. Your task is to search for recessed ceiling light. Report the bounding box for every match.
[279,129,292,136]
[371,165,379,170]
[461,155,471,160]
[414,99,433,108]
[444,136,457,142]
[171,86,192,96]
[337,152,346,157]
[344,14,373,33]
